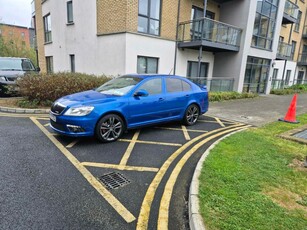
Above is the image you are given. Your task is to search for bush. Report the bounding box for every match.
[270,84,307,95]
[17,72,111,103]
[209,91,258,102]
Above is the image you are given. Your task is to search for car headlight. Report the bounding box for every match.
[0,76,7,81]
[64,106,94,116]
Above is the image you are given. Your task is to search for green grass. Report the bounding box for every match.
[199,114,307,230]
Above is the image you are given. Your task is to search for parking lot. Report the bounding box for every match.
[0,112,249,229]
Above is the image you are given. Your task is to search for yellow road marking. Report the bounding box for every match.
[81,162,159,172]
[157,125,251,229]
[181,125,191,141]
[66,139,79,148]
[44,123,50,127]
[155,126,207,133]
[136,124,245,230]
[30,117,136,223]
[119,139,182,147]
[204,115,238,124]
[37,117,50,120]
[215,117,225,127]
[119,130,140,166]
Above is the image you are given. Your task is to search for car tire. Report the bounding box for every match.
[95,114,125,143]
[183,104,199,126]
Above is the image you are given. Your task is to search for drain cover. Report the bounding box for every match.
[293,130,307,139]
[98,172,131,190]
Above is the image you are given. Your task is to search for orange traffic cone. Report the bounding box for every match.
[279,94,299,123]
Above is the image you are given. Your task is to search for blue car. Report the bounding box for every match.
[50,74,209,143]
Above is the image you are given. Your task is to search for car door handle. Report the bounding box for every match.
[185,94,190,97]
[159,98,165,101]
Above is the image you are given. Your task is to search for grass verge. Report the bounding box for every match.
[199,114,307,230]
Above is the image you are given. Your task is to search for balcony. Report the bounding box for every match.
[177,17,242,52]
[298,53,307,65]
[276,42,292,60]
[283,0,299,24]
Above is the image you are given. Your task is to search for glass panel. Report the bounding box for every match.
[150,0,160,20]
[253,13,261,35]
[139,78,162,95]
[260,16,269,37]
[166,78,182,93]
[270,5,277,18]
[262,1,271,16]
[257,37,266,48]
[256,1,262,13]
[149,19,159,35]
[139,0,148,15]
[138,16,148,33]
[147,57,158,73]
[182,81,191,91]
[137,56,147,74]
[67,1,73,23]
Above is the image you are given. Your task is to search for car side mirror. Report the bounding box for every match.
[36,67,41,72]
[134,89,149,97]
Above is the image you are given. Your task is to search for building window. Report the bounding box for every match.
[252,0,279,50]
[138,0,161,36]
[294,11,302,32]
[137,56,158,74]
[244,56,270,93]
[43,14,52,43]
[67,1,73,24]
[272,69,278,79]
[70,54,75,72]
[46,56,53,73]
[291,41,296,59]
[297,71,304,84]
[187,61,209,78]
[21,32,25,39]
[285,70,291,85]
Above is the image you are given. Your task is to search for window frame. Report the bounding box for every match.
[187,61,209,79]
[137,0,161,36]
[70,54,75,73]
[43,13,52,43]
[67,1,74,24]
[137,56,159,74]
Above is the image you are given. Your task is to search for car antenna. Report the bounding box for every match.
[168,68,173,75]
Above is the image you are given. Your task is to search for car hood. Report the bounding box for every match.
[56,90,120,107]
[0,70,25,78]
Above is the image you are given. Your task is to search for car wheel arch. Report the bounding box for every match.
[95,111,128,131]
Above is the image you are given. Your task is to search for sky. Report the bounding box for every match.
[0,0,33,27]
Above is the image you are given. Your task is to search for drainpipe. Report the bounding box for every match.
[197,0,207,78]
[173,0,181,75]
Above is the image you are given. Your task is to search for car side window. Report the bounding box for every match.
[166,78,192,93]
[138,78,162,95]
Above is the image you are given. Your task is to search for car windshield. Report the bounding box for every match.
[0,59,35,71]
[95,76,142,96]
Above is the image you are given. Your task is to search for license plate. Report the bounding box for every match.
[50,113,56,122]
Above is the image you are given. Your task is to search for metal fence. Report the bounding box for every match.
[277,41,292,59]
[271,79,307,90]
[187,77,234,92]
[284,0,299,20]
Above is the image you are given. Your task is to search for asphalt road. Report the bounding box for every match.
[0,113,247,229]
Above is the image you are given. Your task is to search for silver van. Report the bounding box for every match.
[0,57,39,95]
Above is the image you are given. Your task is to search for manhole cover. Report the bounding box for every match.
[293,130,307,139]
[98,172,131,190]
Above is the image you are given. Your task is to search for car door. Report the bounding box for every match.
[128,77,167,127]
[164,78,192,118]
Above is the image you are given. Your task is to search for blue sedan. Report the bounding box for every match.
[49,74,209,143]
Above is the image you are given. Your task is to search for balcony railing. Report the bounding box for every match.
[187,77,234,92]
[277,41,292,60]
[177,17,242,51]
[298,53,307,65]
[283,0,299,24]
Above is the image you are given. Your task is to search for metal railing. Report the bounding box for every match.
[187,77,234,92]
[178,17,242,47]
[243,83,266,94]
[271,79,286,90]
[298,53,307,64]
[277,41,292,59]
[284,0,299,20]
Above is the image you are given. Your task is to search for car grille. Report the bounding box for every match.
[51,102,66,115]
[50,120,66,132]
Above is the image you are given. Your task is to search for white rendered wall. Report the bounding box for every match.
[274,60,297,84]
[42,0,126,76]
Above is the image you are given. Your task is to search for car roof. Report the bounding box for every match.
[123,74,187,80]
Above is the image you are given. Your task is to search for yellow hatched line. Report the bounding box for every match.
[119,130,140,166]
[81,162,159,172]
[204,114,239,124]
[30,117,136,223]
[37,117,50,120]
[155,126,207,133]
[119,139,182,147]
[136,123,245,230]
[157,125,251,229]
[215,117,226,127]
[44,123,50,127]
[181,125,191,141]
[66,139,79,148]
